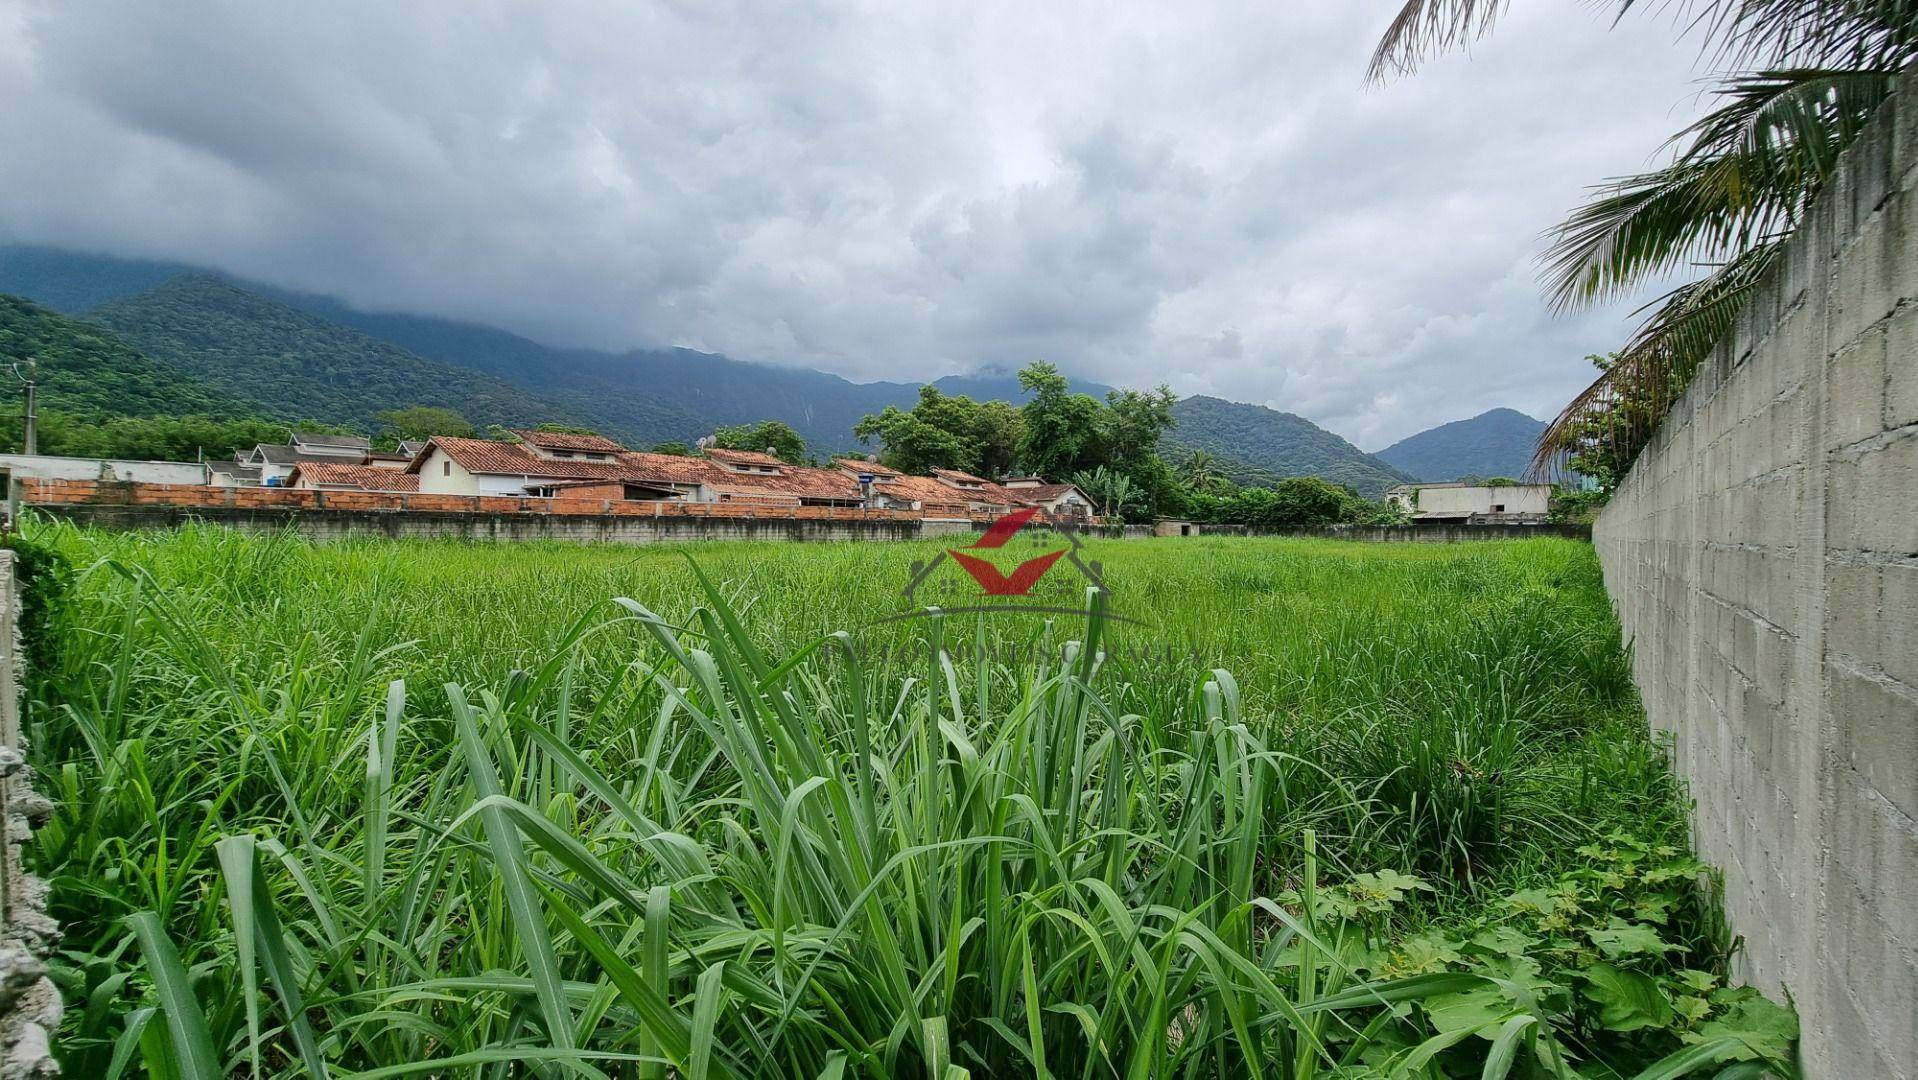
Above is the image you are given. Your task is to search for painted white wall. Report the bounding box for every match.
[414,448,480,495]
[1416,484,1550,516]
[0,453,208,484]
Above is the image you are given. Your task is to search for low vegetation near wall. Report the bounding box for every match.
[1594,65,1918,1079]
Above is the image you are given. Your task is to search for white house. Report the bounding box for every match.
[406,436,638,497]
[1001,477,1095,521]
[1384,482,1552,523]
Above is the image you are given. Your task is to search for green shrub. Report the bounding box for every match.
[2,526,71,677]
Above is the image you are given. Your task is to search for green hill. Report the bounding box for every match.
[1375,407,1546,481]
[85,275,591,433]
[1165,396,1412,496]
[0,293,222,418]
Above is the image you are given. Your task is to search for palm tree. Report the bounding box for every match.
[1178,449,1227,493]
[1370,1,1918,481]
[1071,466,1144,522]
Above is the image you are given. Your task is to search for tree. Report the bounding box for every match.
[1016,361,1109,481]
[651,440,691,456]
[1071,466,1145,523]
[853,386,1024,476]
[1178,449,1228,494]
[1,412,318,462]
[1102,386,1178,470]
[712,420,807,464]
[1546,353,1662,493]
[1372,1,1918,481]
[376,406,475,448]
[1264,477,1352,527]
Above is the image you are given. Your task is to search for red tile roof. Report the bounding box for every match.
[931,467,991,486]
[413,437,864,503]
[415,437,631,480]
[732,465,864,501]
[1006,483,1081,504]
[512,429,629,453]
[706,448,787,468]
[835,458,901,477]
[874,473,1018,511]
[291,463,421,491]
[618,451,732,487]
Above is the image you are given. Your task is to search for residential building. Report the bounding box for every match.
[1001,477,1095,520]
[207,460,263,487]
[1383,482,1551,523]
[511,429,626,462]
[405,433,866,507]
[834,460,1023,517]
[245,444,309,486]
[287,462,420,492]
[289,432,374,458]
[407,437,642,497]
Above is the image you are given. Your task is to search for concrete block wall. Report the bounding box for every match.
[1593,67,1918,1078]
[0,552,58,1077]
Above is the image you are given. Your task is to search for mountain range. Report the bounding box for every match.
[0,244,1540,492]
[1375,407,1546,482]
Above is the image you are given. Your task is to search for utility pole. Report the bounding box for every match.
[20,359,36,456]
[7,359,36,456]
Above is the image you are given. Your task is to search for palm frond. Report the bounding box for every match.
[1541,67,1893,310]
[1372,0,1918,82]
[1368,0,1510,82]
[1532,239,1783,481]
[1681,0,1918,71]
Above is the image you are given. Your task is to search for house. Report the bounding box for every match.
[241,434,382,486]
[702,448,865,507]
[511,429,627,462]
[1383,482,1551,523]
[288,462,420,492]
[1001,477,1095,521]
[207,460,263,487]
[404,432,866,507]
[242,444,311,486]
[834,460,1023,517]
[407,436,647,497]
[289,432,374,458]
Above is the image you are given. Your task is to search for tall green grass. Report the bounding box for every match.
[23,523,1715,1076]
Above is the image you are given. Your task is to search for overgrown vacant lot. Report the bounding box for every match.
[21,525,1793,1077]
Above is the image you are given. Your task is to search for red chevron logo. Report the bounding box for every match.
[948,507,1066,596]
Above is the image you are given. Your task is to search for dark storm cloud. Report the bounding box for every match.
[0,0,1714,445]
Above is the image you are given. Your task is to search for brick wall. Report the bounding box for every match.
[1593,68,1918,1077]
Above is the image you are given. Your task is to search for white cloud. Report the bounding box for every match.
[0,0,1718,445]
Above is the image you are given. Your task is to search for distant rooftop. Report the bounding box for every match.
[512,429,628,454]
[290,431,374,451]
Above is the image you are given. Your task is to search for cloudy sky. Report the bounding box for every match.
[0,1,1721,447]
